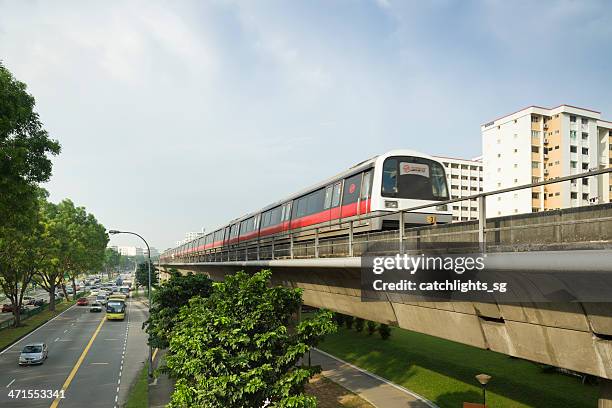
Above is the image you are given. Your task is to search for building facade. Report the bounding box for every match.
[433,155,484,221]
[482,105,612,217]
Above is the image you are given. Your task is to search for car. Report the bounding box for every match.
[76,298,89,306]
[2,304,26,313]
[19,343,48,365]
[89,302,103,313]
[66,287,74,294]
[95,295,107,305]
[23,296,36,305]
[33,299,46,307]
[90,289,99,297]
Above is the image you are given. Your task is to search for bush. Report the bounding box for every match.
[355,318,364,332]
[379,323,391,340]
[367,320,377,335]
[334,313,346,327]
[345,315,354,329]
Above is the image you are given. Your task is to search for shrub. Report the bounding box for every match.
[355,318,364,332]
[379,323,391,340]
[334,313,346,327]
[366,320,377,335]
[345,315,354,329]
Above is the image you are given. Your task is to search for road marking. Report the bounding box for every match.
[6,379,15,388]
[54,338,60,342]
[49,315,106,408]
[63,329,67,333]
[152,348,159,362]
[91,362,108,365]
[0,304,76,355]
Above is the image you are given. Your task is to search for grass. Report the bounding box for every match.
[0,300,75,351]
[317,325,599,408]
[306,374,374,408]
[124,362,149,408]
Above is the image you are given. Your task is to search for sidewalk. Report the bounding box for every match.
[310,348,437,408]
[149,349,174,408]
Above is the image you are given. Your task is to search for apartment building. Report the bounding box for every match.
[482,104,612,217]
[433,155,484,221]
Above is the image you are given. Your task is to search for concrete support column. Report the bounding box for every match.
[600,378,612,408]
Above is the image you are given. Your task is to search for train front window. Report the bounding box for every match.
[381,157,449,200]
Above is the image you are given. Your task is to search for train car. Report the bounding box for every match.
[163,150,451,262]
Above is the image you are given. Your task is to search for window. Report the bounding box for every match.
[380,157,448,200]
[240,216,256,234]
[582,147,589,155]
[514,163,518,168]
[342,174,362,205]
[570,161,577,168]
[555,146,559,150]
[331,182,341,207]
[582,132,588,140]
[582,179,589,185]
[532,177,540,183]
[570,146,577,153]
[514,149,518,153]
[307,188,326,214]
[570,130,577,139]
[262,206,283,228]
[531,146,539,153]
[570,116,576,123]
[571,192,577,199]
[382,159,397,195]
[361,171,372,199]
[461,175,468,180]
[324,186,333,209]
[532,193,539,199]
[531,130,540,138]
[581,117,588,124]
[582,163,588,170]
[532,161,539,169]
[555,192,560,196]
[582,193,589,200]
[531,115,539,122]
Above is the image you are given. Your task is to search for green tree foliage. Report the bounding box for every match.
[379,323,392,340]
[135,261,159,290]
[144,269,212,349]
[34,199,108,307]
[0,62,60,319]
[366,320,377,336]
[0,62,60,228]
[165,270,336,408]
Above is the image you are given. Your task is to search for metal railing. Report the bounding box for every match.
[165,167,612,264]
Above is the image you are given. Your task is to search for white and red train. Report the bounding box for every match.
[162,150,451,262]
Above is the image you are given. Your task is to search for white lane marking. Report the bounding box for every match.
[54,338,60,342]
[0,304,76,355]
[63,329,68,333]
[6,379,15,388]
[91,362,109,365]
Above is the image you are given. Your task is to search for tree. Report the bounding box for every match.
[379,323,392,340]
[0,194,44,326]
[135,261,159,291]
[164,270,336,408]
[144,269,213,349]
[366,320,377,336]
[0,62,60,229]
[0,62,60,317]
[355,317,364,333]
[34,199,108,307]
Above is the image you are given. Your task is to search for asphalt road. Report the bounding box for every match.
[0,296,149,408]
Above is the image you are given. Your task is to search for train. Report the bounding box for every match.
[162,149,452,262]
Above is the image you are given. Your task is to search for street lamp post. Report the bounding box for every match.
[475,373,492,407]
[108,229,153,379]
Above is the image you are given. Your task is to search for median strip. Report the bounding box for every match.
[49,315,106,408]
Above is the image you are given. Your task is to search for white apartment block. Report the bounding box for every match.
[482,104,612,218]
[434,156,484,221]
[116,246,144,257]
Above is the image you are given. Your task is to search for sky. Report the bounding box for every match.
[1,0,611,250]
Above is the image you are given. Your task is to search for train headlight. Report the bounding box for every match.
[385,200,398,209]
[436,205,448,211]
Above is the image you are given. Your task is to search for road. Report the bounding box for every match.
[0,296,148,408]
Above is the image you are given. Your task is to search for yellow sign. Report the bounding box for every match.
[426,215,437,224]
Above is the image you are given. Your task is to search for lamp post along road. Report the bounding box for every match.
[108,230,153,379]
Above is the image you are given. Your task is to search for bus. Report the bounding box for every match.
[106,299,126,320]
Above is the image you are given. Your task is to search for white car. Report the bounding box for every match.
[95,295,107,305]
[19,343,48,365]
